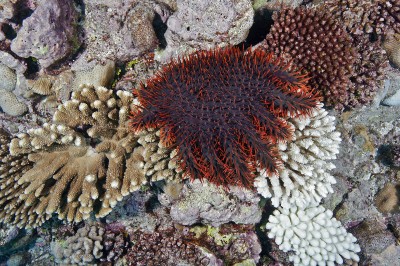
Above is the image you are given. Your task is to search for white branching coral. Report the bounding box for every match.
[0,85,181,227]
[254,104,341,208]
[266,203,360,266]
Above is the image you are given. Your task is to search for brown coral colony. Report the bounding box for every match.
[130,47,320,189]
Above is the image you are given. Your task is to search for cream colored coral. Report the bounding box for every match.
[10,122,83,155]
[1,86,155,226]
[266,202,360,266]
[0,63,17,91]
[52,223,104,265]
[0,89,28,116]
[136,128,184,182]
[254,104,341,208]
[27,75,54,95]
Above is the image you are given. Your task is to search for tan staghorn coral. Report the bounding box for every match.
[136,128,184,182]
[0,129,42,226]
[1,85,179,227]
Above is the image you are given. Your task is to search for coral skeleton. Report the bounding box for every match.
[266,202,361,266]
[254,104,340,208]
[131,46,320,189]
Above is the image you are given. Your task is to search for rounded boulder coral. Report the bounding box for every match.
[130,47,320,189]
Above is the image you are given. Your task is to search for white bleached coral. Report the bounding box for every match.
[266,202,360,266]
[254,104,341,208]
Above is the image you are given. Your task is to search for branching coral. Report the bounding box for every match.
[348,35,388,107]
[126,228,220,266]
[131,46,320,189]
[263,7,357,110]
[0,129,35,225]
[266,203,360,266]
[325,0,400,39]
[0,85,177,227]
[254,104,341,208]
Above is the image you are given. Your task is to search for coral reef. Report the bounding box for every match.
[0,54,28,116]
[10,0,81,68]
[263,7,357,110]
[254,104,341,208]
[131,46,319,188]
[52,223,104,265]
[158,0,254,62]
[0,85,162,227]
[159,179,262,226]
[266,202,360,266]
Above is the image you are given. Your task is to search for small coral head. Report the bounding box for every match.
[130,47,320,188]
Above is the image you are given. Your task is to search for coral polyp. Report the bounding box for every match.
[130,47,320,188]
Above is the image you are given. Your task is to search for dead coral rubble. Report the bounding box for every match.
[0,85,177,227]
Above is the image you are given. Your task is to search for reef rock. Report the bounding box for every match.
[157,0,254,62]
[159,179,262,226]
[10,0,81,68]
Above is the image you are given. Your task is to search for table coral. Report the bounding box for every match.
[0,85,176,227]
[131,46,320,189]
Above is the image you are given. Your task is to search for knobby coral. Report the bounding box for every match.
[263,7,357,110]
[266,203,360,266]
[130,46,320,189]
[0,85,177,227]
[325,0,400,39]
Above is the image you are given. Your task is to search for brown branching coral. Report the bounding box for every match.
[0,129,37,226]
[348,35,388,107]
[131,46,320,189]
[263,7,357,110]
[325,0,400,39]
[0,85,177,227]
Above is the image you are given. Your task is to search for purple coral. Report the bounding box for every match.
[10,0,81,68]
